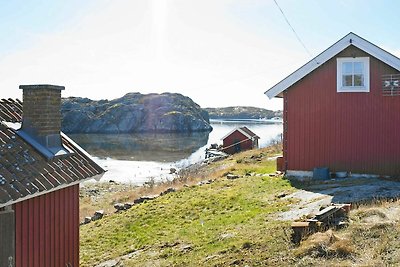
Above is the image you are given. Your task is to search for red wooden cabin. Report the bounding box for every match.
[221,126,259,154]
[0,85,105,267]
[265,32,400,177]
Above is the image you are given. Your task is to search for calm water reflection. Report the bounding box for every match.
[72,120,283,184]
[70,131,209,162]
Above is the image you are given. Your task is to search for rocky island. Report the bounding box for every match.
[61,92,212,133]
[205,106,282,120]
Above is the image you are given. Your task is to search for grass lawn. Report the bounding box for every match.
[80,146,400,266]
[80,147,299,266]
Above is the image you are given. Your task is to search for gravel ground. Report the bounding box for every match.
[277,177,400,220]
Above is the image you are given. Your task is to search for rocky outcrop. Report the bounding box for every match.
[61,93,212,133]
[204,106,282,120]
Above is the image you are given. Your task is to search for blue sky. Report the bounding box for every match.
[1,0,400,110]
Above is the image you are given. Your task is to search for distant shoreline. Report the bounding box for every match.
[210,118,282,124]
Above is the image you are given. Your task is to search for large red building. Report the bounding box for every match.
[265,33,400,177]
[0,85,105,267]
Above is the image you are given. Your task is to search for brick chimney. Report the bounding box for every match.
[18,84,68,158]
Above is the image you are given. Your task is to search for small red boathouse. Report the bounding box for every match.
[221,126,260,154]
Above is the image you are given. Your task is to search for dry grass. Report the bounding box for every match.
[295,230,354,259]
[79,179,200,221]
[352,207,388,224]
[294,199,400,266]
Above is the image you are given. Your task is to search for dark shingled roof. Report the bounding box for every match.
[0,98,23,122]
[0,99,105,207]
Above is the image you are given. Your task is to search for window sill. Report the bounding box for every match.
[337,87,369,93]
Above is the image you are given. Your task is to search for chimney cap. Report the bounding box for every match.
[19,84,65,90]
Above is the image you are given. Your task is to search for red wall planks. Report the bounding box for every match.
[15,200,22,267]
[39,195,45,267]
[284,46,400,175]
[14,185,79,267]
[72,185,79,267]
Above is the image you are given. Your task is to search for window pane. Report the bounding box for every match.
[353,62,364,74]
[354,74,364,86]
[343,75,353,86]
[342,62,353,74]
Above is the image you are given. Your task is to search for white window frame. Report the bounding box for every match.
[337,57,370,92]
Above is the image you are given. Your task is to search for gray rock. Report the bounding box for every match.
[197,180,212,186]
[180,244,192,252]
[160,187,176,195]
[84,216,92,224]
[61,93,213,133]
[88,189,99,196]
[95,259,124,267]
[123,202,134,210]
[114,203,125,211]
[92,210,104,221]
[169,168,177,174]
[133,195,159,204]
[219,233,236,239]
[226,174,240,180]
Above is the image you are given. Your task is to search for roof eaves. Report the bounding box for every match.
[221,127,251,140]
[61,132,106,175]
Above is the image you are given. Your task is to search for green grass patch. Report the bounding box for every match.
[80,160,295,266]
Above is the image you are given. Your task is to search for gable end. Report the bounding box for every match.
[265,32,400,98]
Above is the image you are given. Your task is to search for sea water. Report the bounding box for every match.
[71,120,283,184]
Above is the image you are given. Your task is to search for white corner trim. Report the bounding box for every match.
[265,32,400,99]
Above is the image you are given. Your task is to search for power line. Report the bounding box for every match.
[273,0,313,59]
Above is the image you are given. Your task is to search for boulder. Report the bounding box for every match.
[160,187,176,195]
[226,174,240,180]
[92,210,104,221]
[114,203,125,212]
[84,217,92,224]
[133,195,159,204]
[123,202,134,210]
[197,180,213,186]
